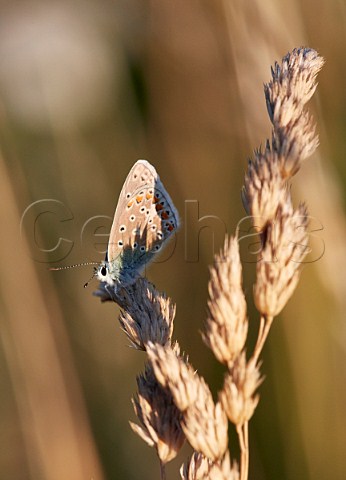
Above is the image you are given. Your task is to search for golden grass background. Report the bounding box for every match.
[1,1,346,479]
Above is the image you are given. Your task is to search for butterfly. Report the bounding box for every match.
[96,160,179,291]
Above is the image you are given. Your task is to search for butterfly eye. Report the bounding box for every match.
[101,266,107,276]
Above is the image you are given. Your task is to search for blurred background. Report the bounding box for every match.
[1,1,346,479]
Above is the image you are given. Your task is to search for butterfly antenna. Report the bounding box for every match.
[49,262,99,271]
[83,270,98,289]
[49,262,99,288]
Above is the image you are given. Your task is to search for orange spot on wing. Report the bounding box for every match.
[155,203,163,211]
[136,195,143,203]
[167,224,174,231]
[161,211,169,220]
[127,200,134,208]
[146,192,153,200]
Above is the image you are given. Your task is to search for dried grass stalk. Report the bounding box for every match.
[243,47,323,320]
[94,46,324,480]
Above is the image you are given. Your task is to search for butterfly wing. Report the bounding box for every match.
[107,160,179,283]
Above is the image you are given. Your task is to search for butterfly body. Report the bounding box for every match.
[96,160,179,290]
